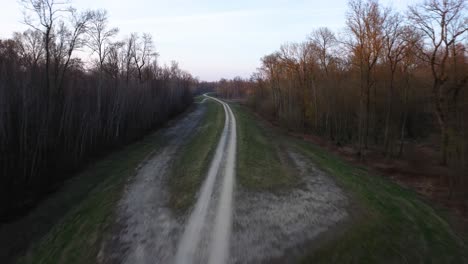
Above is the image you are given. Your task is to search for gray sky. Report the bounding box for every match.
[0,0,418,81]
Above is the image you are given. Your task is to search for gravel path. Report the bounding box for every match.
[99,106,206,264]
[173,95,237,264]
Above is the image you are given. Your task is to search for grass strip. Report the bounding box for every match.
[232,104,298,191]
[168,100,225,212]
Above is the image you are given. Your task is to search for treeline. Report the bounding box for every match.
[195,81,217,95]
[0,0,194,219]
[216,77,254,98]
[219,0,468,185]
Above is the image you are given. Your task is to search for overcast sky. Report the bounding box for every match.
[0,0,418,81]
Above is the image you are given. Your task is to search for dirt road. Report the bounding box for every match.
[175,95,237,264]
[100,96,348,264]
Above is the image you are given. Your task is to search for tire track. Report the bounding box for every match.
[174,94,237,264]
[208,96,237,264]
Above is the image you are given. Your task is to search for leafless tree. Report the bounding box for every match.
[13,29,44,69]
[382,10,407,155]
[87,10,118,71]
[133,33,157,82]
[309,27,338,137]
[309,27,337,76]
[123,33,137,83]
[87,9,118,113]
[54,8,92,91]
[408,0,468,165]
[346,0,387,157]
[21,0,72,92]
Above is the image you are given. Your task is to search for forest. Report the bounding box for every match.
[0,1,194,220]
[1,0,468,263]
[217,0,468,192]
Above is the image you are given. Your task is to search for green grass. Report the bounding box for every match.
[232,104,299,191]
[13,117,175,264]
[194,95,204,103]
[234,103,467,263]
[168,99,225,212]
[291,133,468,263]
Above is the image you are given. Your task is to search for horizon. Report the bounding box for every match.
[1,0,417,81]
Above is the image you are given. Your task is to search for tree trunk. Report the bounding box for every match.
[433,80,448,165]
[398,75,409,157]
[358,68,365,159]
[384,69,396,156]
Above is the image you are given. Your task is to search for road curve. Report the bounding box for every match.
[174,94,237,264]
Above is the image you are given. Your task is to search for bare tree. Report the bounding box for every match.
[397,27,424,157]
[21,0,71,92]
[382,11,407,155]
[260,53,283,118]
[55,8,92,91]
[105,41,124,80]
[133,33,157,82]
[87,10,118,71]
[309,27,337,76]
[13,29,44,69]
[346,0,387,157]
[408,0,468,165]
[124,33,137,83]
[309,27,337,137]
[87,9,118,113]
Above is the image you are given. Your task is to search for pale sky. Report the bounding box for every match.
[0,0,418,81]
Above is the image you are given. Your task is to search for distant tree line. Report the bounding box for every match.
[216,77,254,99]
[0,0,194,219]
[194,81,217,95]
[218,0,468,187]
